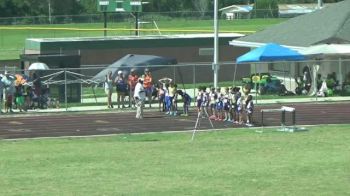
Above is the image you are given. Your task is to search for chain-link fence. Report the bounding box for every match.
[0,9,296,26]
[1,59,350,113]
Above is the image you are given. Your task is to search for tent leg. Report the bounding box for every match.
[92,85,97,103]
[233,63,237,86]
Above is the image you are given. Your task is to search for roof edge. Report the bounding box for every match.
[229,40,306,51]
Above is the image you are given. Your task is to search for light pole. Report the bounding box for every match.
[213,0,219,88]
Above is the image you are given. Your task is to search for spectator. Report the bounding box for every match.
[40,85,51,109]
[32,72,42,108]
[156,83,165,112]
[168,82,177,116]
[0,74,4,113]
[344,72,350,85]
[326,73,337,91]
[142,68,153,108]
[23,86,32,110]
[302,67,312,92]
[2,72,15,113]
[158,77,172,114]
[115,70,127,108]
[317,80,328,97]
[105,71,114,108]
[15,84,25,112]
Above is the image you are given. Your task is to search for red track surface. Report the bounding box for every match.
[1,102,349,139]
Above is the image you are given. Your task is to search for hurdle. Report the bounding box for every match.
[261,106,301,132]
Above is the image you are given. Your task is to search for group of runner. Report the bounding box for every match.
[195,86,254,127]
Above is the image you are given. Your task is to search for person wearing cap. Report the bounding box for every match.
[105,71,114,109]
[115,70,127,108]
[128,68,139,108]
[142,68,153,108]
[134,78,146,119]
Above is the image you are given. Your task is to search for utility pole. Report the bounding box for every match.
[103,12,107,37]
[317,0,323,9]
[213,0,219,88]
[135,12,139,36]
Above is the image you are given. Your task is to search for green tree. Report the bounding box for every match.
[51,0,83,15]
[193,0,209,17]
[253,0,279,18]
[77,0,97,14]
[0,0,17,17]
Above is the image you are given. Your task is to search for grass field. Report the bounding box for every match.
[1,124,349,195]
[0,18,286,60]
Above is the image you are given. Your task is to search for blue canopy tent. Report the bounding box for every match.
[234,43,305,97]
[236,43,305,63]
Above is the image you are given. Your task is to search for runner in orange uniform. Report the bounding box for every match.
[142,68,153,108]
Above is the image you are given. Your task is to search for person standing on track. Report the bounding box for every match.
[168,82,177,116]
[177,89,191,116]
[104,71,114,109]
[0,73,4,113]
[245,95,254,127]
[158,77,172,114]
[115,70,127,108]
[128,68,139,108]
[142,68,153,108]
[134,78,146,119]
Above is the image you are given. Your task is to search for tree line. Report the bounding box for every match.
[0,0,344,17]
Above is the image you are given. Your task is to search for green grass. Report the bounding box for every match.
[0,18,286,60]
[1,124,349,195]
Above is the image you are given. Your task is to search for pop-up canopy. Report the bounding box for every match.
[236,43,305,63]
[93,54,177,82]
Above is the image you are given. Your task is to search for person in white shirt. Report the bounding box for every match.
[158,77,172,114]
[1,72,15,113]
[0,74,4,113]
[245,95,254,127]
[134,78,146,119]
[317,80,328,97]
[104,71,113,109]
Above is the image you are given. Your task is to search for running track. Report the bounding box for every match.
[1,102,350,139]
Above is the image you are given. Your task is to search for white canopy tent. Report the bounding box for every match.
[300,44,350,56]
[299,44,350,87]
